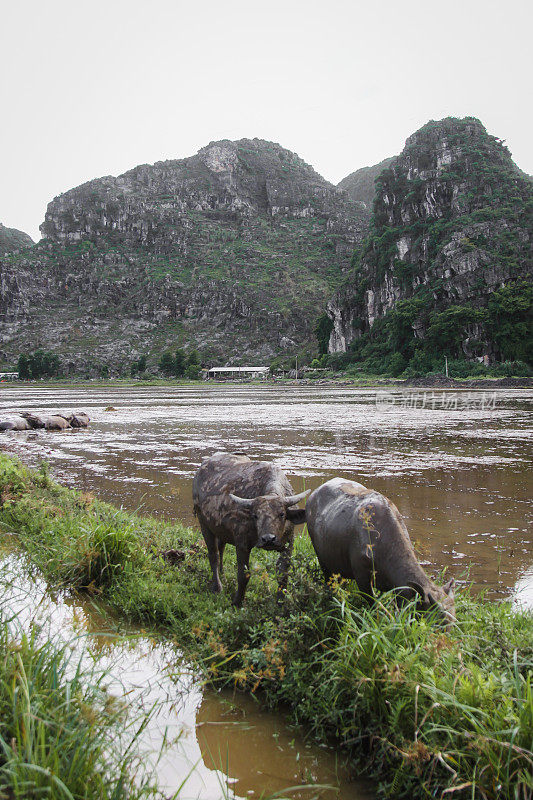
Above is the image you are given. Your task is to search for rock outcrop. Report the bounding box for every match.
[0,139,369,373]
[0,223,34,255]
[328,117,532,362]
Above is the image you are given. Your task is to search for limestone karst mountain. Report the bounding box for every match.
[0,223,34,255]
[1,121,531,376]
[337,157,395,209]
[0,139,369,374]
[327,117,532,368]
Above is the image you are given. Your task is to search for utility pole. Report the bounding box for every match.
[445,356,448,378]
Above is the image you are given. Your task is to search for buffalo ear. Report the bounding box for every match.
[443,577,455,599]
[286,508,306,525]
[426,590,439,608]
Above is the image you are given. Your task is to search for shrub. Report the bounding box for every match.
[17,350,62,379]
[130,355,147,376]
[185,364,200,380]
[314,313,334,355]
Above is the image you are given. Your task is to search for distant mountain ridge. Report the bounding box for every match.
[0,121,530,376]
[337,157,395,209]
[0,223,34,255]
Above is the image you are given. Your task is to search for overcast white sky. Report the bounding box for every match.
[1,0,531,241]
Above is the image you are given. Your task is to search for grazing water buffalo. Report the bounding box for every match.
[193,452,309,606]
[306,478,455,626]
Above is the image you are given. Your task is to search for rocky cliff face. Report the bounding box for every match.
[0,223,34,255]
[328,118,532,361]
[0,139,369,373]
[337,157,395,209]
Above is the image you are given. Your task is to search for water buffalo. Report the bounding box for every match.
[21,412,46,429]
[68,412,90,428]
[193,452,309,606]
[0,417,30,431]
[306,478,455,626]
[44,415,71,430]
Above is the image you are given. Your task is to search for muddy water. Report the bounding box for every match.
[0,546,371,799]
[1,384,531,605]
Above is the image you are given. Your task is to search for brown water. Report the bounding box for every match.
[1,384,531,605]
[0,546,370,799]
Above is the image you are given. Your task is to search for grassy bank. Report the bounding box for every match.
[2,374,531,390]
[0,453,531,799]
[0,583,157,799]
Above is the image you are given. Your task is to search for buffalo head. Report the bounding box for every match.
[229,490,310,550]
[410,577,456,629]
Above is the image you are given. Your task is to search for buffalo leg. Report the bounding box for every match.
[200,521,223,593]
[218,541,226,576]
[233,545,251,607]
[275,533,294,600]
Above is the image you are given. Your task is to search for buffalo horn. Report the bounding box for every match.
[283,489,311,508]
[228,494,254,509]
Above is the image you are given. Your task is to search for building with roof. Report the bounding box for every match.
[205,366,269,380]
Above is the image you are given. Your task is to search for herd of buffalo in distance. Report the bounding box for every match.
[0,411,90,431]
[0,419,455,626]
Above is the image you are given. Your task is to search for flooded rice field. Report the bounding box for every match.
[1,384,531,605]
[1,383,531,797]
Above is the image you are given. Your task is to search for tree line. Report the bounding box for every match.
[18,351,61,379]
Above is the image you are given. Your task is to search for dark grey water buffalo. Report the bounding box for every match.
[20,411,90,430]
[193,452,309,606]
[306,478,455,626]
[20,412,68,430]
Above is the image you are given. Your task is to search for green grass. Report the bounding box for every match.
[0,453,531,799]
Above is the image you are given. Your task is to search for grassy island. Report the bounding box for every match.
[0,453,531,799]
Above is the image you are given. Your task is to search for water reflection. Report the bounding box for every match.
[0,548,370,799]
[197,693,356,799]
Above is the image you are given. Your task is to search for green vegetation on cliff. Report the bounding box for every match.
[1,453,531,800]
[329,117,533,373]
[341,279,532,376]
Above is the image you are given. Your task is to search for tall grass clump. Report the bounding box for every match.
[327,592,533,799]
[0,452,532,799]
[0,599,155,799]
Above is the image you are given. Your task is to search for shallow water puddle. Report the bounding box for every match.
[1,384,531,604]
[0,546,371,799]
